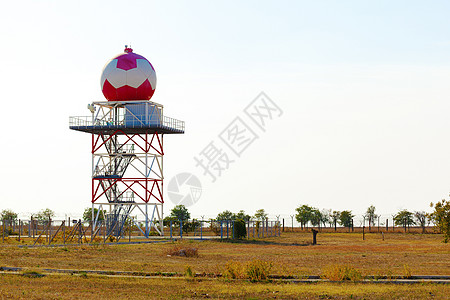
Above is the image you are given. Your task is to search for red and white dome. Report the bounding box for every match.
[100,47,157,101]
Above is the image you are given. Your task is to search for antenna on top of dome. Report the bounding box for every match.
[124,45,133,53]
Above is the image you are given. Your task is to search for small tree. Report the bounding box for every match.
[163,216,177,227]
[254,209,267,221]
[331,211,340,230]
[216,210,234,221]
[430,200,450,243]
[169,205,190,221]
[310,208,321,227]
[235,210,251,222]
[414,211,428,234]
[364,205,378,229]
[83,207,106,223]
[35,208,55,222]
[295,205,314,228]
[338,210,354,228]
[320,209,331,227]
[393,209,415,230]
[0,209,18,221]
[182,219,200,234]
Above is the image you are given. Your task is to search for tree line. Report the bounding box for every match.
[0,208,55,222]
[1,199,449,242]
[294,200,450,243]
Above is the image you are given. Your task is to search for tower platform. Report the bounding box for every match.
[69,122,184,135]
[69,100,184,135]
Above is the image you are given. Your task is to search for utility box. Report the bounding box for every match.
[124,102,162,126]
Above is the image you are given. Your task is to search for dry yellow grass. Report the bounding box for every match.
[0,232,448,298]
[0,232,448,277]
[0,273,449,299]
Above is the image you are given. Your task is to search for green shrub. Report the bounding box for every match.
[185,265,194,278]
[403,264,412,279]
[79,271,88,278]
[321,264,362,281]
[233,219,246,239]
[430,200,450,243]
[224,261,245,279]
[246,260,273,282]
[22,270,45,278]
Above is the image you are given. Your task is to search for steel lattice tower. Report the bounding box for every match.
[70,100,184,237]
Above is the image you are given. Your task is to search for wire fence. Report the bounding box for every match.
[0,218,281,246]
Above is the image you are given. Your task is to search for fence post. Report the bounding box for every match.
[386,219,388,232]
[226,220,229,239]
[247,221,249,239]
[272,221,274,237]
[274,221,276,236]
[279,221,281,236]
[252,221,255,238]
[276,221,278,236]
[179,220,183,239]
[262,219,264,238]
[220,221,223,239]
[48,217,51,244]
[362,226,365,240]
[269,221,272,237]
[170,220,173,240]
[232,220,235,239]
[2,219,4,242]
[78,219,82,244]
[18,220,21,242]
[193,219,195,237]
[200,221,203,240]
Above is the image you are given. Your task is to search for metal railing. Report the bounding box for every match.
[163,116,185,131]
[69,116,92,127]
[69,114,185,132]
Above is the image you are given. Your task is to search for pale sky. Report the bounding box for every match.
[1,1,450,221]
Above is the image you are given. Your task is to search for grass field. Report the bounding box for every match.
[0,231,449,299]
[1,275,449,299]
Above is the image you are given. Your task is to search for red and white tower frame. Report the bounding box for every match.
[70,100,184,237]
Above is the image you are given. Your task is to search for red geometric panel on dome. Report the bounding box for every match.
[116,85,138,100]
[116,55,137,70]
[136,79,155,100]
[116,53,147,71]
[102,79,118,101]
